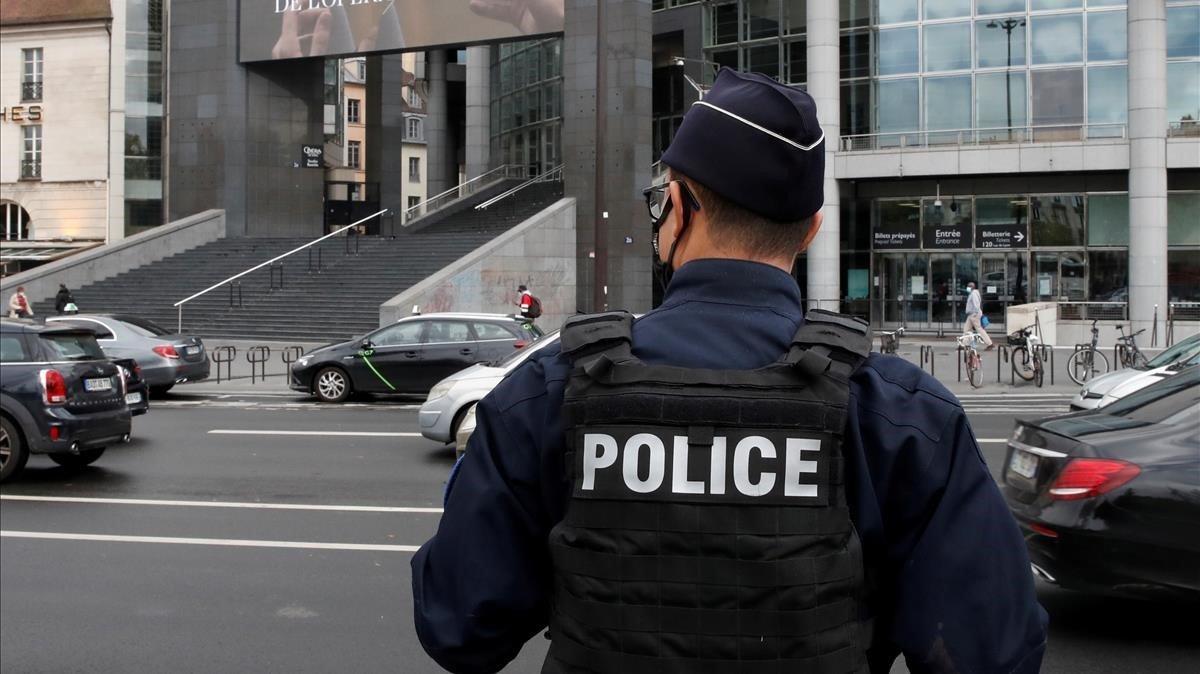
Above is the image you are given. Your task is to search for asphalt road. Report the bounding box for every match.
[1,391,1196,673]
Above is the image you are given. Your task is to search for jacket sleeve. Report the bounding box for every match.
[411,377,554,673]
[865,403,1048,673]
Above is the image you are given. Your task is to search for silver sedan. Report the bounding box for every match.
[420,331,561,454]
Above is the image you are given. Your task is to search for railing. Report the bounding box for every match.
[172,208,388,332]
[475,164,564,211]
[1168,120,1200,138]
[402,164,527,224]
[19,160,40,180]
[21,81,42,102]
[840,123,1128,152]
[1167,302,1200,346]
[1057,301,1127,322]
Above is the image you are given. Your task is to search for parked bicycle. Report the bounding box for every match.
[1066,319,1111,385]
[957,332,986,388]
[1115,325,1150,369]
[877,326,905,355]
[1009,325,1044,387]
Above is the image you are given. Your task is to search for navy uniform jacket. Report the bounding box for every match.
[412,259,1048,674]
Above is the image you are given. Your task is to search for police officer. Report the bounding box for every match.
[412,69,1047,673]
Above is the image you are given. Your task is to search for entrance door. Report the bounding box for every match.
[879,255,907,325]
[980,254,1007,322]
[930,255,955,324]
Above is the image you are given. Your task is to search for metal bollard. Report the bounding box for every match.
[211,346,237,384]
[280,346,304,380]
[920,345,935,378]
[956,345,963,382]
[247,345,271,384]
[997,345,1010,383]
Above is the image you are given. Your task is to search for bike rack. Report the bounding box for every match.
[920,345,935,378]
[280,346,304,379]
[997,345,1010,383]
[1035,344,1054,386]
[228,281,243,308]
[308,246,323,273]
[211,346,237,384]
[269,263,284,291]
[1114,343,1130,370]
[247,345,271,384]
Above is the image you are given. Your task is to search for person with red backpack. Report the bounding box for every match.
[516,284,541,321]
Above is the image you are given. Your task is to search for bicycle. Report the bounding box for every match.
[1066,319,1111,385]
[1115,325,1150,369]
[957,332,986,388]
[1009,325,1044,387]
[877,326,905,355]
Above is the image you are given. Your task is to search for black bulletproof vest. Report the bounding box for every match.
[543,310,874,674]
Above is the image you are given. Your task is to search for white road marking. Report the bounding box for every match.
[0,495,443,513]
[0,530,419,552]
[977,439,1008,443]
[207,429,423,437]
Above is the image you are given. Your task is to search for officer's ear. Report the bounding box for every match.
[797,211,823,253]
[667,180,692,242]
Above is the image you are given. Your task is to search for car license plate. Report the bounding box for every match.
[1009,450,1039,480]
[186,345,202,356]
[126,392,142,405]
[85,377,113,392]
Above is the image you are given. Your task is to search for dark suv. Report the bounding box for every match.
[1,319,132,482]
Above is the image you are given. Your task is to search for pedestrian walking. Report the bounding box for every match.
[54,284,75,315]
[7,286,33,319]
[412,69,1046,674]
[963,281,994,349]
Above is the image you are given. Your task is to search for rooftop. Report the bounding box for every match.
[0,0,111,27]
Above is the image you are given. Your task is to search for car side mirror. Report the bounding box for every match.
[361,338,373,350]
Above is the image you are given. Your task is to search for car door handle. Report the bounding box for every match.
[403,351,419,358]
[459,348,475,356]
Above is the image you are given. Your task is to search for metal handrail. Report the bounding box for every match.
[402,164,527,224]
[840,123,1128,152]
[172,208,388,332]
[475,164,564,211]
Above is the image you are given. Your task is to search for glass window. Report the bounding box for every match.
[977,18,1028,68]
[1031,68,1084,127]
[1031,0,1080,9]
[1088,251,1127,303]
[40,333,105,360]
[710,2,739,44]
[977,0,1026,14]
[785,0,805,34]
[925,0,971,20]
[925,23,971,72]
[841,31,871,78]
[1087,66,1127,132]
[878,0,918,24]
[1035,253,1060,299]
[372,322,424,347]
[1167,62,1200,127]
[875,78,920,140]
[424,321,471,344]
[1031,14,1083,64]
[1166,6,1200,59]
[878,27,919,75]
[925,76,972,133]
[745,0,780,40]
[347,140,360,169]
[1061,251,1086,301]
[842,80,872,136]
[747,44,781,81]
[474,322,516,341]
[977,71,1028,132]
[1086,10,1126,61]
[0,335,30,362]
[977,196,1030,230]
[787,41,807,83]
[841,0,870,28]
[711,48,739,73]
[1169,193,1200,247]
[1030,195,1085,246]
[1087,193,1129,245]
[1168,250,1200,301]
[21,124,41,179]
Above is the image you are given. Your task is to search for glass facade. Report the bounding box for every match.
[489,38,563,176]
[124,0,166,235]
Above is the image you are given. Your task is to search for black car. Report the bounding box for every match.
[1002,367,1200,600]
[0,319,132,482]
[112,357,150,416]
[290,313,543,403]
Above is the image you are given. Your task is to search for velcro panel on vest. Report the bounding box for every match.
[547,638,865,674]
[550,545,858,587]
[561,312,634,359]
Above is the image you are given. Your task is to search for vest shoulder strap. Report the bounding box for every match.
[785,309,872,378]
[560,311,635,370]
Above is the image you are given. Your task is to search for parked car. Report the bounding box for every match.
[421,331,562,452]
[1002,368,1200,599]
[1070,333,1200,410]
[0,319,132,482]
[112,357,149,416]
[291,313,543,403]
[1095,351,1200,407]
[45,314,209,396]
[454,404,477,460]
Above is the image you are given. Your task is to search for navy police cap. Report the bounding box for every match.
[660,68,825,223]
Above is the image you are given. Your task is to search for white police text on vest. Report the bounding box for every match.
[575,429,829,505]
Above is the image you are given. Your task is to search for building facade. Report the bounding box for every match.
[689,0,1199,331]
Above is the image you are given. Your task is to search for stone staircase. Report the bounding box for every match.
[32,182,564,341]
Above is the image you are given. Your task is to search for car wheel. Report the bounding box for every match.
[49,447,106,469]
[150,384,174,397]
[450,403,477,440]
[314,367,351,403]
[0,416,30,482]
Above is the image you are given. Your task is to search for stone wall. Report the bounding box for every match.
[381,199,577,332]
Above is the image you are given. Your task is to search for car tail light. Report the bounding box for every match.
[40,369,68,405]
[48,425,62,441]
[153,345,180,359]
[1048,459,1141,501]
[513,341,528,349]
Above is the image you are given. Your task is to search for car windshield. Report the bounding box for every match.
[41,331,106,361]
[495,331,560,371]
[1146,335,1200,368]
[1101,367,1199,426]
[114,315,171,336]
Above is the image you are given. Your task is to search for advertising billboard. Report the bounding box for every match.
[240,0,565,63]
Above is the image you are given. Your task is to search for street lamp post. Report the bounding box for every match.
[987,18,1025,142]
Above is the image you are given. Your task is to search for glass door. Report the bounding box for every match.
[980,254,1007,321]
[930,255,955,325]
[907,254,930,327]
[879,255,907,325]
[954,254,979,324]
[1036,254,1060,301]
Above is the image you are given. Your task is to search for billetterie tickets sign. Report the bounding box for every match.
[240,0,565,62]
